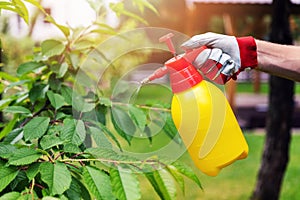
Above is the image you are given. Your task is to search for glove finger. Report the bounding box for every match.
[181,32,225,50]
[200,48,222,74]
[193,48,212,69]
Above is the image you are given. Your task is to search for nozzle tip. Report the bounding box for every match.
[140,78,150,85]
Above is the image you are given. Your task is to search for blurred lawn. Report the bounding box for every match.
[135,133,300,200]
[236,82,300,94]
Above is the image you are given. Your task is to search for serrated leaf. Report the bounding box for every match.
[160,112,181,144]
[61,85,73,105]
[10,170,27,191]
[0,115,19,140]
[171,161,202,190]
[129,105,146,131]
[44,15,70,38]
[58,62,68,78]
[0,192,21,200]
[167,165,185,195]
[47,91,65,110]
[146,169,176,200]
[2,128,23,144]
[40,135,63,150]
[17,61,45,76]
[60,119,86,146]
[41,39,65,58]
[0,144,16,159]
[0,166,19,192]
[83,166,114,200]
[89,127,112,149]
[72,94,95,113]
[63,143,81,154]
[29,84,49,103]
[13,0,29,23]
[110,166,141,200]
[26,163,40,181]
[40,162,72,195]
[4,106,32,116]
[23,117,50,141]
[111,106,136,145]
[65,177,82,200]
[8,148,42,166]
[96,122,122,150]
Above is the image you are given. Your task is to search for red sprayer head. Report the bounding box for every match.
[141,33,207,93]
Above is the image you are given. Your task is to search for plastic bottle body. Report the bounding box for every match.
[171,80,248,176]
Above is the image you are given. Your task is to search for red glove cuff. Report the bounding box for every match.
[236,36,258,69]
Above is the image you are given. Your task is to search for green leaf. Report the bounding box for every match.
[8,148,42,166]
[0,98,14,110]
[111,106,136,145]
[13,0,29,23]
[63,143,81,154]
[137,0,158,14]
[44,15,70,38]
[0,71,19,82]
[128,105,146,131]
[146,169,177,200]
[47,91,65,110]
[23,117,50,141]
[0,166,19,192]
[26,163,40,181]
[17,61,45,76]
[4,106,32,116]
[65,177,83,200]
[41,39,65,58]
[167,165,185,195]
[58,62,68,78]
[2,128,23,144]
[60,85,73,105]
[99,97,112,107]
[40,135,63,150]
[0,115,19,140]
[110,2,148,24]
[110,166,141,200]
[0,192,21,200]
[29,84,49,103]
[0,144,16,159]
[96,122,122,150]
[89,127,112,149]
[40,162,72,195]
[83,166,114,200]
[60,119,86,146]
[171,161,202,190]
[72,94,95,113]
[160,112,181,144]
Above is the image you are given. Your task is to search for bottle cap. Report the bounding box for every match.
[165,55,203,93]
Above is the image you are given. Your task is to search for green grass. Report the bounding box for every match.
[236,82,300,94]
[135,133,300,200]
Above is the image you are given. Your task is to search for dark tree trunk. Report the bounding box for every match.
[251,0,295,199]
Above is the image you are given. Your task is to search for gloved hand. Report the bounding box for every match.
[181,32,258,83]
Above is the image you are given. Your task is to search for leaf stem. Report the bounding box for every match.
[60,157,161,166]
[112,101,170,112]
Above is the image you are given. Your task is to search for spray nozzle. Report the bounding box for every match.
[159,33,177,57]
[141,66,168,85]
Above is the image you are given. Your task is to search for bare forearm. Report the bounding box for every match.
[255,39,300,82]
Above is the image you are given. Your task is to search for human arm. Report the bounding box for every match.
[182,32,300,83]
[256,39,300,82]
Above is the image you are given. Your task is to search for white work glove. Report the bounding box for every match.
[181,32,258,83]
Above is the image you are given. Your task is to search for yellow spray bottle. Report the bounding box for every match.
[142,33,248,176]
